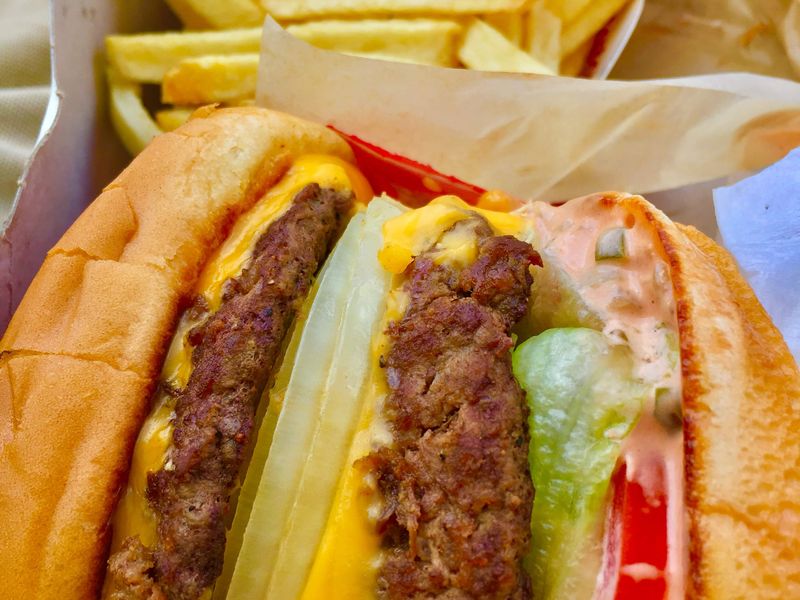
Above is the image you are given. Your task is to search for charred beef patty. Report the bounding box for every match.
[368,230,540,599]
[105,184,352,600]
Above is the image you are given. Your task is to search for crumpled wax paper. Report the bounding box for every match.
[257,20,800,204]
[714,150,800,362]
[613,0,800,81]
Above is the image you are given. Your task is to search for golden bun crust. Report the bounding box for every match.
[0,107,352,599]
[633,200,800,598]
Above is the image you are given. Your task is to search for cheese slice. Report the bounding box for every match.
[300,329,389,600]
[378,195,528,274]
[109,154,369,554]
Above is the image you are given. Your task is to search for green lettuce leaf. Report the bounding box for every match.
[512,328,647,600]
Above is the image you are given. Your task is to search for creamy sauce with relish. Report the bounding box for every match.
[524,193,685,600]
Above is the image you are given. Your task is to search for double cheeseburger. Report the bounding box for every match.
[0,107,797,600]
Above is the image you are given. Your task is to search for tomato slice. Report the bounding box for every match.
[330,127,487,207]
[599,458,669,600]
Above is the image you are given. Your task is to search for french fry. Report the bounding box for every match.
[483,12,525,47]
[155,107,195,132]
[106,29,262,84]
[161,54,258,105]
[561,0,628,56]
[108,73,162,156]
[560,37,593,77]
[104,0,619,159]
[545,0,591,23]
[525,1,561,73]
[458,18,555,76]
[166,0,265,29]
[162,54,259,105]
[286,19,462,67]
[163,0,211,29]
[262,0,526,20]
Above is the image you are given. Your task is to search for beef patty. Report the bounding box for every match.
[367,229,540,600]
[105,184,351,600]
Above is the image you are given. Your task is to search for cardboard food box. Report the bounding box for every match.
[0,0,175,331]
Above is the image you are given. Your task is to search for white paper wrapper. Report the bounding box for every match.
[714,150,800,362]
[258,20,800,204]
[257,20,800,359]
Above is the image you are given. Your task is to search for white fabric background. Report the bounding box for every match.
[0,0,51,222]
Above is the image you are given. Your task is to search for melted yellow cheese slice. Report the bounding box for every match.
[302,196,525,599]
[111,390,174,550]
[378,195,526,274]
[301,292,399,599]
[110,154,369,554]
[300,373,386,599]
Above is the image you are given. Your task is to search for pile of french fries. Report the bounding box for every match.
[107,0,630,155]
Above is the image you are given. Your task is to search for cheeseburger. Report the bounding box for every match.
[0,107,797,600]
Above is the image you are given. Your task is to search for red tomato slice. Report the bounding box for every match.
[599,459,669,600]
[330,127,487,207]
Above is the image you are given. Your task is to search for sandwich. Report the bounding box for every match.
[0,107,797,600]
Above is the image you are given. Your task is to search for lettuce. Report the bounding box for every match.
[513,328,646,600]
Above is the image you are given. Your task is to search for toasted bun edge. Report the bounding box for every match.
[634,200,800,599]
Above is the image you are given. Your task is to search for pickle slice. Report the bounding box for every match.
[595,227,627,260]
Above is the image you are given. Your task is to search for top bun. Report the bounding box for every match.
[0,107,351,599]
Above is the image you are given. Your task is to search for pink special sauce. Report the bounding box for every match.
[522,193,686,600]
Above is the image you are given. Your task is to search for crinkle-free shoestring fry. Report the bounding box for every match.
[106,0,633,154]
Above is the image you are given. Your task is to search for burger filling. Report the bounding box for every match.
[214,192,682,600]
[299,194,682,600]
[295,197,539,599]
[220,197,406,600]
[104,156,363,600]
[513,194,683,599]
